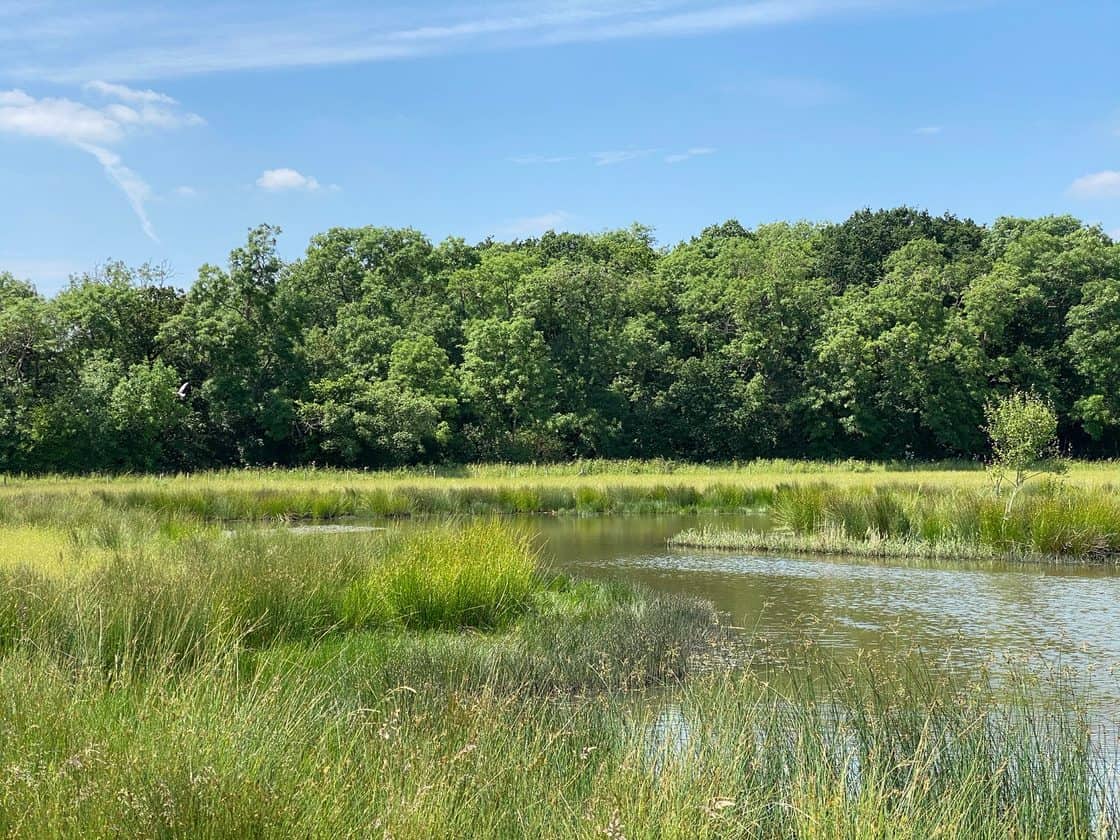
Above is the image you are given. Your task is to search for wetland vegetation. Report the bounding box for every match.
[0,471,1118,836]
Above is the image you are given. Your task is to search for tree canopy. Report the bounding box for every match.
[2,208,1118,472]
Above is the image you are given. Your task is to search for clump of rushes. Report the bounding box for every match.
[676,481,1120,562]
[343,520,537,631]
[0,521,544,677]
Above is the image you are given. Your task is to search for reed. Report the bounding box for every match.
[0,646,1107,838]
[676,480,1120,562]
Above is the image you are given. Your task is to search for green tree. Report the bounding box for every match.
[813,239,986,456]
[817,207,984,290]
[159,225,302,464]
[1066,248,1120,442]
[459,316,555,458]
[984,392,1061,502]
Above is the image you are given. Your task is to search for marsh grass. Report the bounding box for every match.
[343,521,537,631]
[2,469,1119,835]
[0,645,1109,838]
[677,480,1120,562]
[0,521,552,678]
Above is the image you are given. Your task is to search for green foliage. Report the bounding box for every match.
[2,209,1119,472]
[985,392,1061,493]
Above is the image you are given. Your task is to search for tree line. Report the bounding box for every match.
[2,207,1118,473]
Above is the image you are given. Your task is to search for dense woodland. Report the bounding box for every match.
[2,208,1119,472]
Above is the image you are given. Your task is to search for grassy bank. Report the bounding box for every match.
[671,480,1120,563]
[0,640,1109,837]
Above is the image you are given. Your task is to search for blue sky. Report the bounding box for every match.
[1,0,1118,293]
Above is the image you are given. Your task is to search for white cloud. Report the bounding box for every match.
[0,89,122,144]
[173,185,198,198]
[1109,227,1120,241]
[0,84,204,240]
[103,101,204,130]
[914,125,943,135]
[1068,171,1120,199]
[256,168,322,192]
[6,1,919,82]
[665,146,715,163]
[494,210,573,238]
[78,143,156,240]
[84,80,204,129]
[593,148,656,166]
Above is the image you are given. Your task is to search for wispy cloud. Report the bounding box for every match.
[0,85,204,239]
[914,125,943,135]
[173,185,198,198]
[1068,170,1120,199]
[1110,227,1120,241]
[6,1,924,82]
[84,80,176,105]
[494,210,574,238]
[594,148,657,166]
[256,168,322,192]
[665,146,715,163]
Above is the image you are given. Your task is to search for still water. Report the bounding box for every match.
[530,514,1120,709]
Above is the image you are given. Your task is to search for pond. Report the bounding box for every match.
[529,513,1120,710]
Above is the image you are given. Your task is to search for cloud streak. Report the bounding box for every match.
[510,153,575,165]
[6,1,922,82]
[0,84,204,240]
[594,148,657,166]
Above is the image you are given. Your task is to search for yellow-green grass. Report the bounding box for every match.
[2,458,1119,496]
[0,525,110,580]
[0,487,1112,836]
[0,460,1116,526]
[2,521,557,671]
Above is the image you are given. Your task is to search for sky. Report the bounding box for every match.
[1,0,1118,294]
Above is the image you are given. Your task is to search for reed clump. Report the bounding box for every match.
[675,480,1120,562]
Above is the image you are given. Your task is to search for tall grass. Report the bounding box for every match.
[343,521,537,630]
[0,521,550,677]
[1,471,1117,835]
[675,480,1120,562]
[0,647,1108,838]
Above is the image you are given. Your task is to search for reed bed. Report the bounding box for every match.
[672,481,1120,563]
